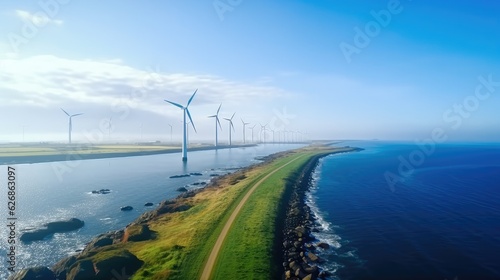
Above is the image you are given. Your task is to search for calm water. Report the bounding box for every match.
[0,144,304,276]
[309,142,500,280]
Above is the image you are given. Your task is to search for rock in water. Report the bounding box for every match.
[121,206,133,211]
[20,218,84,242]
[317,242,330,249]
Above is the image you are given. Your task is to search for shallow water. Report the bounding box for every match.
[0,144,304,277]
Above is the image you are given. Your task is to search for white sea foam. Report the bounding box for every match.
[304,155,361,279]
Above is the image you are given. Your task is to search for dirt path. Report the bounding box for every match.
[200,154,304,280]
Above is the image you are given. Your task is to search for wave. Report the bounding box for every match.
[305,155,362,279]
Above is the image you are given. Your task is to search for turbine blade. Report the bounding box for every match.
[186,109,196,133]
[208,115,217,118]
[72,113,84,117]
[230,112,235,120]
[217,103,222,115]
[61,108,70,116]
[217,117,222,130]
[164,100,184,109]
[187,89,197,107]
[230,121,235,132]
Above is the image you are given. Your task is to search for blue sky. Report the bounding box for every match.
[0,0,499,143]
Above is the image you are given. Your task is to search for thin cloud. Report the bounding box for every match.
[15,10,63,26]
[0,55,288,117]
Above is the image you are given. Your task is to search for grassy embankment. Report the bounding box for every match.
[81,146,356,279]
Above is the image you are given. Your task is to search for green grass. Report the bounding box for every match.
[211,152,314,280]
[74,146,356,279]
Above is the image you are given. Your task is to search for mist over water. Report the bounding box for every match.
[307,142,500,280]
[0,144,304,277]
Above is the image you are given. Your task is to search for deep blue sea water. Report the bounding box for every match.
[309,142,500,280]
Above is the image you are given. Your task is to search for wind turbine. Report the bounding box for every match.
[259,123,268,143]
[249,124,256,143]
[208,104,223,148]
[241,118,249,144]
[61,108,83,144]
[107,117,112,141]
[164,89,197,162]
[224,112,236,146]
[139,122,143,142]
[21,125,28,142]
[168,124,173,143]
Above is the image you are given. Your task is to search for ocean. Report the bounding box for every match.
[0,144,305,278]
[308,142,500,280]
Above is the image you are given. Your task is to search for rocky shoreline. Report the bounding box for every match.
[280,148,363,280]
[8,147,361,280]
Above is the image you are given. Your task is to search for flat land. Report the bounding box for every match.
[0,143,256,164]
[72,145,357,279]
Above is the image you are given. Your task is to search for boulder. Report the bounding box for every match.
[91,189,110,194]
[144,202,154,207]
[66,260,95,280]
[52,256,77,280]
[8,266,55,280]
[83,235,113,253]
[317,242,330,249]
[93,250,143,279]
[307,252,319,262]
[46,218,84,232]
[20,219,84,242]
[120,206,133,211]
[126,224,154,242]
[169,174,190,178]
[176,187,188,192]
[302,274,313,280]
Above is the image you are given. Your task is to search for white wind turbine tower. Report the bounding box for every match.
[208,104,223,148]
[61,108,83,144]
[107,117,112,141]
[259,122,268,143]
[224,112,236,146]
[249,124,256,143]
[168,124,173,143]
[164,89,198,162]
[241,118,249,144]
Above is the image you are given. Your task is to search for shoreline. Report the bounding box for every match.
[8,146,362,279]
[279,148,363,279]
[0,144,259,165]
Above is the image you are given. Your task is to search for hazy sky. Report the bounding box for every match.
[0,0,499,143]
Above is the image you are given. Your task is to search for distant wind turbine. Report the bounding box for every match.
[241,118,249,144]
[164,89,198,162]
[107,117,112,140]
[21,125,28,142]
[208,104,223,148]
[168,123,173,143]
[224,112,236,146]
[249,124,256,143]
[61,108,83,144]
[259,122,268,143]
